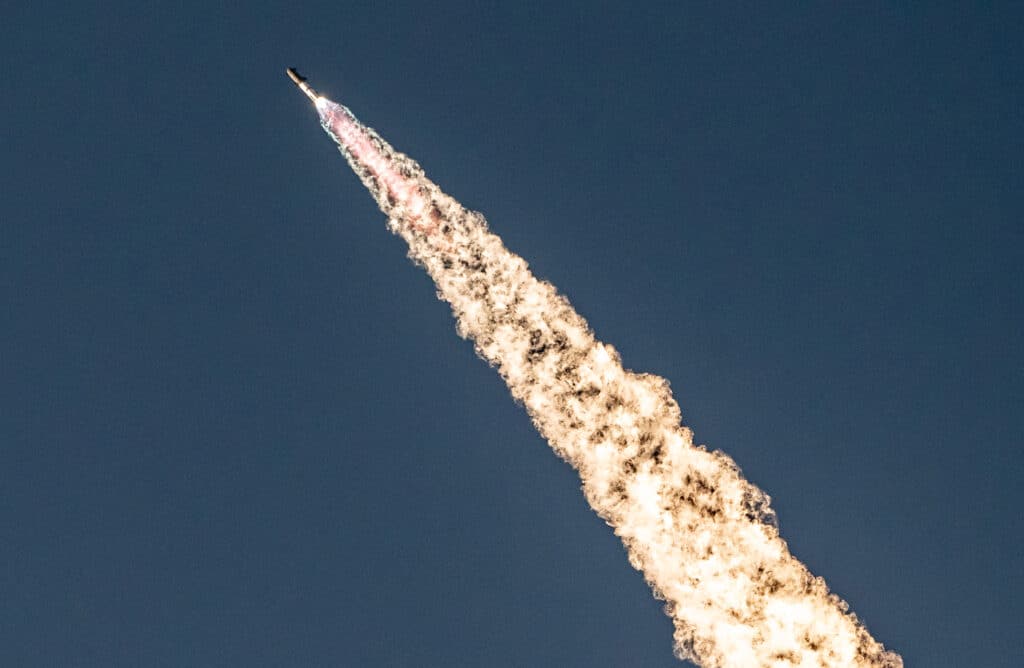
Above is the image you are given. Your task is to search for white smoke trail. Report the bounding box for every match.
[305,88,902,668]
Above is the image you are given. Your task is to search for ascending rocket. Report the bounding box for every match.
[286,68,319,103]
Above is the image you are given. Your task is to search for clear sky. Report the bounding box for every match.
[4,3,1022,666]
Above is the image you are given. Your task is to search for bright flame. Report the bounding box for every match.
[308,92,902,668]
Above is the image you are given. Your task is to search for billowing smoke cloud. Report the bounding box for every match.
[306,90,901,667]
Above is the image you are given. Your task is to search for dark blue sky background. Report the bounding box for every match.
[4,3,1022,666]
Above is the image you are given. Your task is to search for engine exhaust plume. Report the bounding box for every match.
[290,71,902,668]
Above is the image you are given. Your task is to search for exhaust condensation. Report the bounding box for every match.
[292,71,901,668]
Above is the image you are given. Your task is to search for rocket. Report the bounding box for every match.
[286,68,319,103]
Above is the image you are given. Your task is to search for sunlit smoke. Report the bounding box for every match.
[307,91,901,668]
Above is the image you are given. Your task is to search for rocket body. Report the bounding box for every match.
[286,68,320,103]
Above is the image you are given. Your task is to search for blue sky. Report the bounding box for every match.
[4,3,1022,665]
